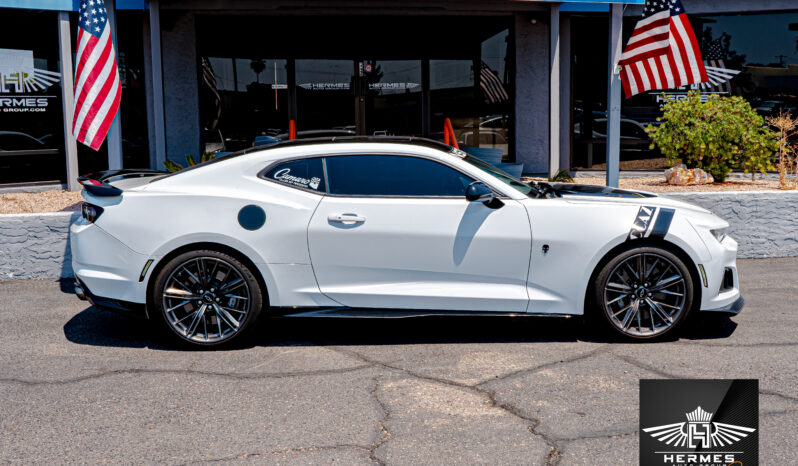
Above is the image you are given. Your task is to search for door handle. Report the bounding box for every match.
[328,213,366,224]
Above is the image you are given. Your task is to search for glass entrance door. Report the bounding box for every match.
[295,59,423,137]
[362,60,423,137]
[295,59,357,137]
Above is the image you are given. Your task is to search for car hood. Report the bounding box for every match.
[551,183,713,216]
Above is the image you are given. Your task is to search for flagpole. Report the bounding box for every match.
[57,12,80,192]
[105,0,124,170]
[605,3,623,188]
[549,3,561,179]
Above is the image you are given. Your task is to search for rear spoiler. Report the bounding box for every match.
[77,169,168,197]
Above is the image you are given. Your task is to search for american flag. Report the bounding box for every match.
[619,0,708,98]
[479,61,508,104]
[699,39,740,93]
[72,0,121,150]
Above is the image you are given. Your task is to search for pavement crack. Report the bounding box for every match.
[616,354,798,405]
[559,429,638,442]
[612,353,677,379]
[474,344,611,387]
[761,408,798,417]
[544,445,562,466]
[323,346,564,466]
[0,364,374,386]
[368,373,391,466]
[760,388,798,404]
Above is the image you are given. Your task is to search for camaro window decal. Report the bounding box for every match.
[627,206,675,240]
[273,168,322,190]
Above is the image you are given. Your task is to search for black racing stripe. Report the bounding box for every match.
[649,208,675,239]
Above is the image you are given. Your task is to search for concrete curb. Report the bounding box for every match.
[1,191,796,279]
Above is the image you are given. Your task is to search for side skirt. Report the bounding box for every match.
[275,307,575,319]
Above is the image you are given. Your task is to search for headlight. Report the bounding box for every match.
[710,228,727,243]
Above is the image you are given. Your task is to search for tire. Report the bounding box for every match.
[151,249,263,347]
[592,245,694,341]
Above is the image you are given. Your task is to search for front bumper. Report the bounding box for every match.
[74,277,148,319]
[703,295,745,315]
[698,234,742,313]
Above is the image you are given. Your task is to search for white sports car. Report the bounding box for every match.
[71,137,743,347]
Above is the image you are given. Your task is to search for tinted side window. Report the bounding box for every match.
[263,158,326,192]
[325,155,474,197]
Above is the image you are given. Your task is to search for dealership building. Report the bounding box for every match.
[1,0,796,189]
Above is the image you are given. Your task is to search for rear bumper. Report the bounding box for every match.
[70,219,153,305]
[703,296,745,315]
[74,277,148,319]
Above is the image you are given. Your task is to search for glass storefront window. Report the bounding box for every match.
[695,13,798,115]
[197,16,513,159]
[430,27,512,161]
[200,57,289,152]
[117,11,149,169]
[0,10,66,185]
[431,58,477,147]
[571,12,798,171]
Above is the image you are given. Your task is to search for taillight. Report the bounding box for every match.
[81,202,104,223]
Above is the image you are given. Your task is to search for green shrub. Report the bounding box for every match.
[548,169,574,183]
[163,152,217,173]
[647,91,778,182]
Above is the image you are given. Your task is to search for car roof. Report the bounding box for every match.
[150,137,459,183]
[163,136,456,178]
[244,135,453,154]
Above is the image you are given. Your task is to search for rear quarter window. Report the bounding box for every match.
[262,158,326,192]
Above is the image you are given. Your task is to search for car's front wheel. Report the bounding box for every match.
[593,245,694,340]
[151,249,263,347]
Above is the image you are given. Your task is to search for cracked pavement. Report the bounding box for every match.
[1,258,796,464]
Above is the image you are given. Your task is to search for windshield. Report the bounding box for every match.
[458,152,536,197]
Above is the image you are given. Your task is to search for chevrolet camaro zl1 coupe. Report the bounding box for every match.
[71,137,743,347]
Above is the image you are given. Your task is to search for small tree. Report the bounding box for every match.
[766,111,798,190]
[647,92,778,182]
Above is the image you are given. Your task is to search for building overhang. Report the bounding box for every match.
[0,0,643,12]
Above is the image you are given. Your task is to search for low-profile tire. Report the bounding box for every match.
[592,245,694,341]
[151,249,263,347]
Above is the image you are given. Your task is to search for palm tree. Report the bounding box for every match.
[250,59,266,84]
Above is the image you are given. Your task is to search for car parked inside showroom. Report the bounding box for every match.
[71,137,743,347]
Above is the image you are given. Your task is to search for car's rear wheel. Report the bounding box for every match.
[152,250,263,347]
[593,246,693,340]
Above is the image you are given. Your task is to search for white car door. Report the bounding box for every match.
[307,154,532,312]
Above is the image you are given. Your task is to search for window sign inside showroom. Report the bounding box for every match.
[0,10,66,185]
[0,48,61,112]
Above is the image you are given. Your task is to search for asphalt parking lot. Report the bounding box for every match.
[1,258,796,465]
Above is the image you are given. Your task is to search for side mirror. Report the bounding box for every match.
[465,181,504,208]
[465,181,493,201]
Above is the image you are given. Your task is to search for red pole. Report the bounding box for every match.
[289,120,296,140]
[444,118,459,149]
[443,119,450,145]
